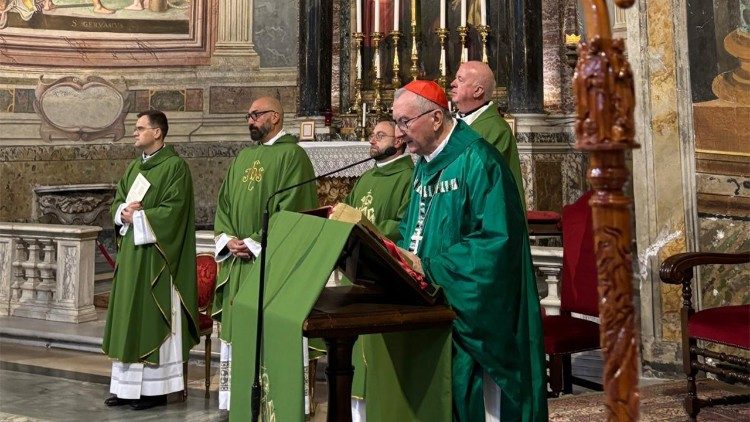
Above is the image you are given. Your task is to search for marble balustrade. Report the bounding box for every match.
[0,223,101,323]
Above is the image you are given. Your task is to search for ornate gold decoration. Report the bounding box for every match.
[371,31,385,114]
[435,27,450,89]
[457,25,469,62]
[477,24,490,63]
[391,30,403,88]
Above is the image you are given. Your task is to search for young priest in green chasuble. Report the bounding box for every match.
[211,96,318,410]
[344,120,413,241]
[103,110,199,411]
[393,81,547,421]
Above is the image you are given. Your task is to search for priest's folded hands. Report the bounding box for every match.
[226,238,253,260]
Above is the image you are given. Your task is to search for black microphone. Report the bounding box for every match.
[250,145,398,421]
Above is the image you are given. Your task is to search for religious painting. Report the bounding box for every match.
[0,0,213,67]
[685,0,749,307]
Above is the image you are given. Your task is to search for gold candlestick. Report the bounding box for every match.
[435,27,450,90]
[371,31,384,113]
[478,24,490,63]
[390,30,402,88]
[410,23,420,81]
[350,32,365,113]
[457,25,469,62]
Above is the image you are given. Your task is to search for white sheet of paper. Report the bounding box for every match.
[126,173,150,204]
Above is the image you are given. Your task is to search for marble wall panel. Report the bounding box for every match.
[253,0,299,68]
[209,86,298,114]
[0,89,13,112]
[14,89,35,113]
[698,217,750,309]
[150,90,186,112]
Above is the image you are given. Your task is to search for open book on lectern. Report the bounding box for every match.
[302,203,442,306]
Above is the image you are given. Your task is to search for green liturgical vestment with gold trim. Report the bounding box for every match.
[344,154,414,242]
[228,212,452,422]
[103,145,199,364]
[468,105,527,211]
[398,121,547,421]
[212,134,318,342]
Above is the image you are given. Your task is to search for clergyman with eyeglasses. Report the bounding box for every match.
[391,80,548,421]
[210,96,318,411]
[103,110,199,410]
[343,119,413,242]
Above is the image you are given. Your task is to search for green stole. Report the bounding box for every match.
[344,155,414,242]
[398,121,548,421]
[212,134,318,342]
[228,212,452,422]
[469,105,527,211]
[103,145,199,364]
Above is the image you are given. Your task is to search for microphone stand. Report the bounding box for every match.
[250,147,397,421]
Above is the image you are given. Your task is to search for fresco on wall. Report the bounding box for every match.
[0,0,191,34]
[686,0,750,308]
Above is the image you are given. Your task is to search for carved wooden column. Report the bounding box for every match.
[214,0,260,64]
[575,0,639,419]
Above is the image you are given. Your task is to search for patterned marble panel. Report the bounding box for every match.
[185,89,203,112]
[134,90,150,112]
[14,89,35,113]
[209,86,297,114]
[698,217,750,309]
[253,0,299,68]
[0,89,13,112]
[542,0,563,112]
[515,131,576,144]
[150,90,185,112]
[533,161,563,212]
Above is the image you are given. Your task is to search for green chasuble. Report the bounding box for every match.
[397,121,548,421]
[212,134,318,342]
[344,154,414,241]
[103,145,199,364]
[468,105,527,211]
[229,212,452,422]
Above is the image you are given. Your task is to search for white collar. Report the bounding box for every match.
[142,145,164,162]
[375,153,410,168]
[425,119,457,162]
[459,101,493,125]
[262,130,287,146]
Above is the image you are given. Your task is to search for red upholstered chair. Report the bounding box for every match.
[195,253,218,398]
[542,190,603,396]
[659,251,750,421]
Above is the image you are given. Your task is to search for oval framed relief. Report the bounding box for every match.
[34,76,130,142]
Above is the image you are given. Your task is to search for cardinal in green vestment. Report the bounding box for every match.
[211,96,318,410]
[451,61,527,211]
[103,110,199,410]
[393,81,547,421]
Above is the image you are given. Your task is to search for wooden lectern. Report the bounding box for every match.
[302,223,455,422]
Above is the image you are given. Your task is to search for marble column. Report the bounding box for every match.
[298,0,334,116]
[508,0,545,113]
[213,0,260,65]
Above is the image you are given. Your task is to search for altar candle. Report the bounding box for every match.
[374,0,380,32]
[411,0,416,26]
[440,0,446,29]
[362,103,367,127]
[460,0,466,26]
[480,0,486,26]
[357,52,362,78]
[394,0,400,31]
[356,0,362,32]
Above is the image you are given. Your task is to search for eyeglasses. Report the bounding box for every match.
[134,126,157,134]
[245,110,276,121]
[395,109,437,131]
[369,131,395,141]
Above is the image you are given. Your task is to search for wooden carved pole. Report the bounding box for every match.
[575,0,640,420]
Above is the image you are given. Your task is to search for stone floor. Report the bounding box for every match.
[0,312,692,421]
